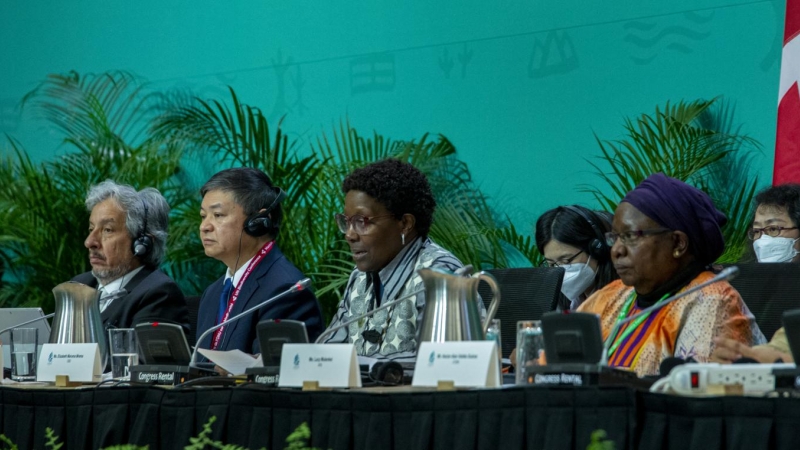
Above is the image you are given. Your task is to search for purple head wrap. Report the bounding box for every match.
[621,173,727,264]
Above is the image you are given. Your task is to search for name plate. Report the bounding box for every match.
[130,365,192,386]
[245,366,280,386]
[412,341,500,388]
[37,343,102,383]
[278,344,361,388]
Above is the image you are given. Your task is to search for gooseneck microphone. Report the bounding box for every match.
[599,266,740,366]
[315,288,425,344]
[0,313,55,336]
[190,278,312,368]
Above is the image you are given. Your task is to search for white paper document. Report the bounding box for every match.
[196,348,262,375]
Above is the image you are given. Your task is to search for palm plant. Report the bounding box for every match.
[4,71,538,318]
[0,72,192,311]
[583,98,760,263]
[153,91,537,319]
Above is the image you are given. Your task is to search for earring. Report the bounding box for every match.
[673,249,680,258]
[401,233,405,245]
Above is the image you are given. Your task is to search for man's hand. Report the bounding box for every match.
[710,337,793,364]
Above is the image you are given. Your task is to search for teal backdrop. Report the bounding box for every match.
[0,0,783,229]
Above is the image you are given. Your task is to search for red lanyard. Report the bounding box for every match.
[211,241,274,350]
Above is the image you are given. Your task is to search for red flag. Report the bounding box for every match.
[775,0,800,184]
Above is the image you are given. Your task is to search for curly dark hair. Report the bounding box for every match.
[754,183,800,228]
[342,159,436,237]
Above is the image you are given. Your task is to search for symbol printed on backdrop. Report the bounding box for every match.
[438,48,455,78]
[350,54,396,94]
[528,31,579,79]
[623,11,712,66]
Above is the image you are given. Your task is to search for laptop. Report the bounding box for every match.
[0,308,51,369]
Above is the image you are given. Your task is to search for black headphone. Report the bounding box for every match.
[243,187,287,237]
[132,197,152,257]
[563,205,608,260]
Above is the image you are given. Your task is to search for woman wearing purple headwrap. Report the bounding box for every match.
[577,173,764,376]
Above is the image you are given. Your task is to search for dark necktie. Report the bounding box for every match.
[217,278,234,324]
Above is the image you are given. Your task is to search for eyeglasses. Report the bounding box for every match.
[604,228,671,247]
[540,250,583,268]
[747,225,799,240]
[334,213,395,235]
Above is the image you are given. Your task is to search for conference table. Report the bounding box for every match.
[1,382,799,450]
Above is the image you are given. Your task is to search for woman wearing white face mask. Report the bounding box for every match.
[510,205,620,368]
[536,205,619,310]
[749,184,800,263]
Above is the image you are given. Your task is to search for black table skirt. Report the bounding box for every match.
[0,385,798,450]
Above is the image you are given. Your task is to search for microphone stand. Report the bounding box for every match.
[0,313,55,337]
[598,266,740,366]
[314,289,425,344]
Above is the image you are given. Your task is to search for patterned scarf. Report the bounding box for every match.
[325,236,462,360]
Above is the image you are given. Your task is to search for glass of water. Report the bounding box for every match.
[10,327,38,381]
[516,320,544,385]
[485,318,502,358]
[108,328,139,380]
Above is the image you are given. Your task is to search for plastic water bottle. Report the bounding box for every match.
[516,320,544,385]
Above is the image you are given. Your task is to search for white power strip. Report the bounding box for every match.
[665,363,796,396]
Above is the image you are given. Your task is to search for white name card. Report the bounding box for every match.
[412,341,500,388]
[278,344,361,388]
[37,343,102,383]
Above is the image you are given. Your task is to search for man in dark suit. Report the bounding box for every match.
[196,168,324,354]
[73,181,189,333]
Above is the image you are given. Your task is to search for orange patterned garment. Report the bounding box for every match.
[577,271,760,376]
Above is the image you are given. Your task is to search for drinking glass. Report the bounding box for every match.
[10,328,38,381]
[108,328,139,380]
[515,320,544,385]
[485,318,502,357]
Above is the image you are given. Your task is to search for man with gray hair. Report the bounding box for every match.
[72,180,189,333]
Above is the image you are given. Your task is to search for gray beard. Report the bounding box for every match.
[92,262,132,286]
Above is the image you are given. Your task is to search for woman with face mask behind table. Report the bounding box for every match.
[749,183,800,263]
[536,205,619,310]
[577,173,765,376]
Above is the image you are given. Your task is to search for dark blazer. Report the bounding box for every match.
[72,267,189,334]
[196,244,324,354]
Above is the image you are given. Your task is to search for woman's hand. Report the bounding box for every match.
[710,337,793,364]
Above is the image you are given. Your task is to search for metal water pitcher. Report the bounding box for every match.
[417,268,501,342]
[50,281,108,369]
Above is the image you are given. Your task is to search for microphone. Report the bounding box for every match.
[190,278,312,367]
[0,313,55,336]
[314,288,425,344]
[599,266,740,366]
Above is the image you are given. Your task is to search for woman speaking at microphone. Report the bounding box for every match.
[578,173,764,376]
[321,159,465,363]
